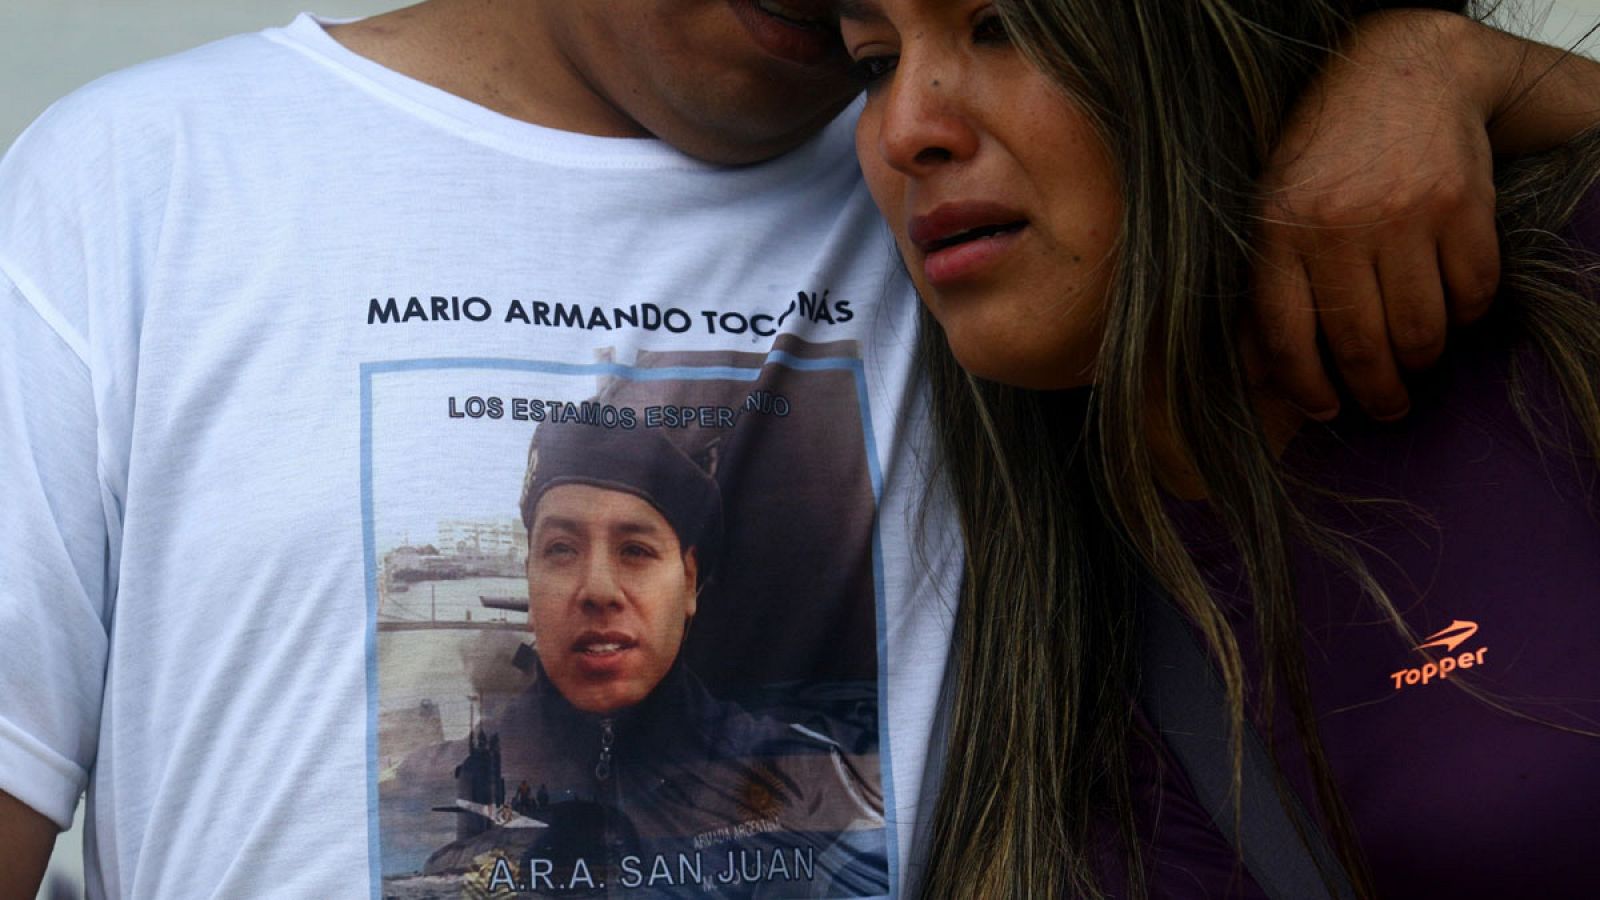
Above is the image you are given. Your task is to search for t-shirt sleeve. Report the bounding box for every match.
[0,265,110,829]
[0,65,177,832]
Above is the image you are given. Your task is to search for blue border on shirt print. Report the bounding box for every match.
[359,352,897,898]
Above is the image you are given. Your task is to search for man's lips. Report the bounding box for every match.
[571,632,638,656]
[908,202,1030,286]
[571,631,638,677]
[728,0,842,66]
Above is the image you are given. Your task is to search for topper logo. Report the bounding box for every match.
[1390,620,1487,691]
[1414,619,1478,653]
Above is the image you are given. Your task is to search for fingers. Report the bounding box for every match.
[1307,244,1410,422]
[1257,226,1484,424]
[1253,223,1426,423]
[1376,234,1447,373]
[1436,196,1501,326]
[1253,14,1504,425]
[1254,208,1481,424]
[1253,241,1341,420]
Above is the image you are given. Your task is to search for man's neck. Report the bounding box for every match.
[325,0,647,137]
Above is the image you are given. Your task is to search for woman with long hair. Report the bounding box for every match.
[838,1,1600,896]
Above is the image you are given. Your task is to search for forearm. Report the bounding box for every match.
[0,790,57,900]
[1462,14,1600,155]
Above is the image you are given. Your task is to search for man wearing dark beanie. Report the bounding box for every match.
[517,421,722,716]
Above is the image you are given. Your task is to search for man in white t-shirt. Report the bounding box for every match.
[0,6,937,895]
[4,2,1599,897]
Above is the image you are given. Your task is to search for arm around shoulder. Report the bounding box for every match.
[1249,9,1600,421]
[1461,13,1600,156]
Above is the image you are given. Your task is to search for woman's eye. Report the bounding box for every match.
[850,54,899,87]
[972,13,1011,45]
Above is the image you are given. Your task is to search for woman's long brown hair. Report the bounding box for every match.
[915,2,1600,897]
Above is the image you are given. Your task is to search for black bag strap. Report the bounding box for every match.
[1138,588,1356,900]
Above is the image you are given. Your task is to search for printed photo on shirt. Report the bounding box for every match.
[363,337,890,898]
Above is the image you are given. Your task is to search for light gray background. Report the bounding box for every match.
[3,0,1598,152]
[5,0,1598,896]
[2,2,405,153]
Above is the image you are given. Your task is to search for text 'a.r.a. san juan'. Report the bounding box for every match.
[479,846,818,894]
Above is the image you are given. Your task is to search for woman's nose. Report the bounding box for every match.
[876,58,980,174]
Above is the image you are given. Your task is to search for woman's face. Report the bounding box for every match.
[840,0,1122,389]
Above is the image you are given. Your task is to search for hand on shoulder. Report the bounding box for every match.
[1249,9,1600,422]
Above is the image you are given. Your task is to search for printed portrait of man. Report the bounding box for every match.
[399,418,885,897]
[371,352,892,897]
[518,421,721,719]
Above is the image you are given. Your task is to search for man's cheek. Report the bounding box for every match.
[527,600,562,651]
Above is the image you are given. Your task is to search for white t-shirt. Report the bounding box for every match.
[0,15,958,899]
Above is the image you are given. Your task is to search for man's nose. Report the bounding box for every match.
[577,555,624,613]
[877,57,979,175]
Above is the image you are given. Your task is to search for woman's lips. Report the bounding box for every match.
[909,203,1030,288]
[727,0,841,66]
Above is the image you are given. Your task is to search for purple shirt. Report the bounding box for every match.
[1146,184,1600,897]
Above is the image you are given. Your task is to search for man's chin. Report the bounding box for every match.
[567,692,644,716]
[554,674,650,716]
